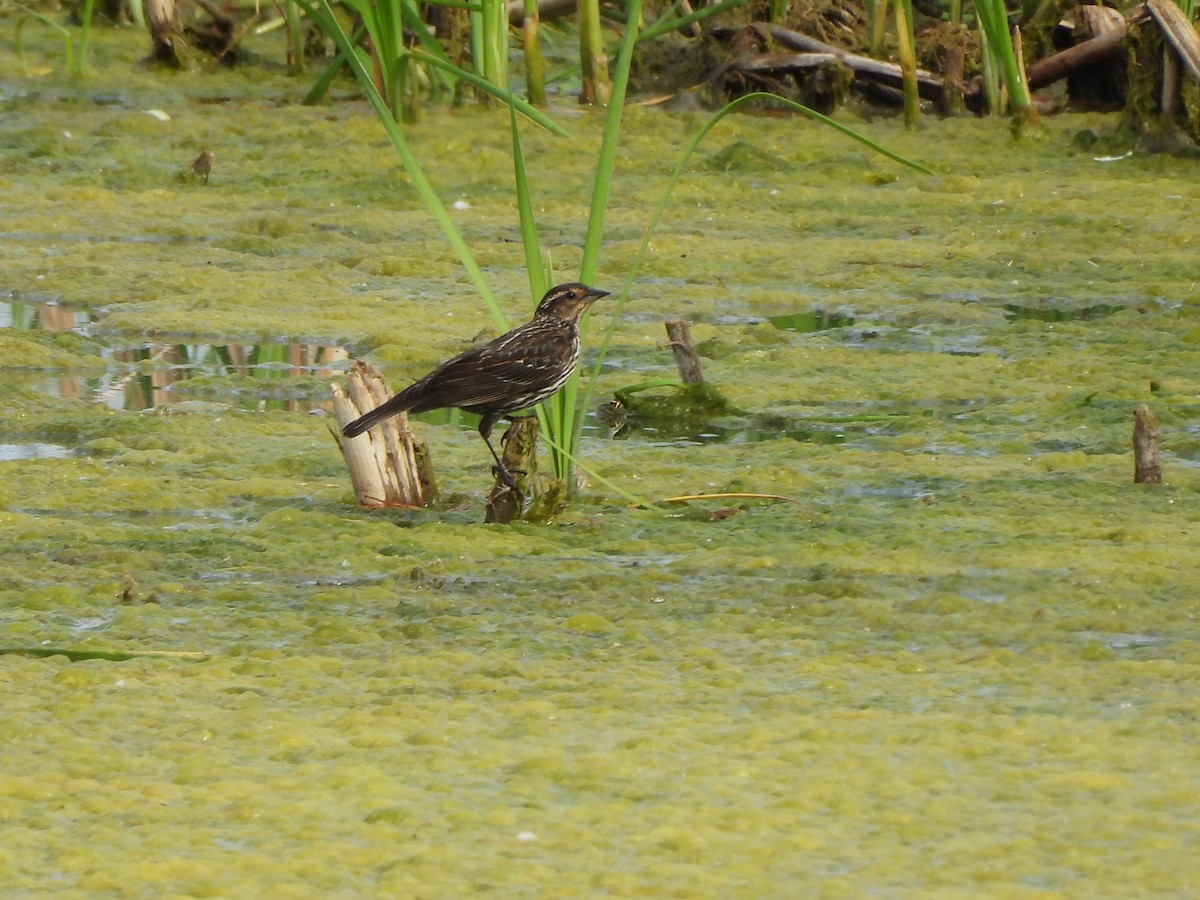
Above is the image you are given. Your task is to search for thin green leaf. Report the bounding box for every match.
[301,23,370,105]
[508,103,555,442]
[509,110,548,305]
[399,0,457,93]
[421,0,483,10]
[578,91,929,424]
[410,50,571,137]
[557,0,638,478]
[637,0,747,44]
[536,430,662,510]
[309,0,505,326]
[579,0,641,284]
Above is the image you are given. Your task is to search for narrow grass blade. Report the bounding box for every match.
[555,0,643,478]
[537,430,661,510]
[636,0,746,44]
[578,91,929,422]
[307,0,505,326]
[410,50,570,136]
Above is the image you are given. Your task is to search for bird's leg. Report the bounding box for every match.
[482,433,522,494]
[480,416,522,495]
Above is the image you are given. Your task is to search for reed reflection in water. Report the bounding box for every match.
[3,300,347,412]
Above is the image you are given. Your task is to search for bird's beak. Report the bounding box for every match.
[588,288,611,301]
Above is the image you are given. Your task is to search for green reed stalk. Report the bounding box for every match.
[507,104,559,453]
[577,0,610,105]
[341,0,403,119]
[578,2,638,284]
[14,10,74,77]
[74,0,93,76]
[636,0,745,44]
[973,0,1033,127]
[478,0,509,97]
[521,0,546,105]
[548,0,641,484]
[410,50,568,134]
[313,0,505,324]
[13,0,92,77]
[379,0,406,119]
[302,0,560,127]
[979,27,1000,113]
[894,0,919,128]
[578,92,929,435]
[285,0,307,73]
[509,109,548,305]
[867,0,889,59]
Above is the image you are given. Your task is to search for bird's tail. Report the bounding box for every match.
[342,395,412,438]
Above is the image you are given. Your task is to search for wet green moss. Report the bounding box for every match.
[0,332,104,369]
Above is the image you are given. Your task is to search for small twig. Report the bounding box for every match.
[664,319,705,384]
[659,492,805,504]
[1133,403,1161,484]
[676,0,699,37]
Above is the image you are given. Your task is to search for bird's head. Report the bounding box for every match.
[535,283,609,323]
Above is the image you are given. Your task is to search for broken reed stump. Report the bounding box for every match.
[485,416,539,524]
[143,0,186,63]
[1147,0,1200,87]
[665,320,705,384]
[1133,404,1162,484]
[332,360,437,508]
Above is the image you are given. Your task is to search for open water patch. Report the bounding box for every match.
[0,442,74,461]
[1,299,1014,450]
[1002,303,1127,323]
[2,297,350,412]
[769,310,857,333]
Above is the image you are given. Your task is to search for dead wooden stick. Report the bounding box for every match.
[1025,23,1127,90]
[333,360,436,507]
[1133,404,1161,484]
[766,25,946,101]
[665,320,705,384]
[676,0,699,38]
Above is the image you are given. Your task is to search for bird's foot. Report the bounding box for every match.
[492,465,525,496]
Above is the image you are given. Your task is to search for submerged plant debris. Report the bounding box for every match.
[1,29,1200,898]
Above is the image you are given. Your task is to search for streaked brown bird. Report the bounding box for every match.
[342,282,609,492]
[191,149,214,184]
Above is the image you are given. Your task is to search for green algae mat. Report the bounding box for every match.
[2,33,1199,898]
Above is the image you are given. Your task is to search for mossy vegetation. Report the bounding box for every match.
[1,27,1200,898]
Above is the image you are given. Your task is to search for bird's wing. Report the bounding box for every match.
[400,324,575,412]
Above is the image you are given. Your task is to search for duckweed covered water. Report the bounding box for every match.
[2,29,1200,897]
